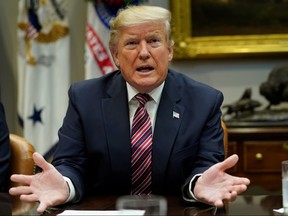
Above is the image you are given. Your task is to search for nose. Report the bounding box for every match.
[138,41,150,60]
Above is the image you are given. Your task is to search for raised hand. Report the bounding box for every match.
[193,154,250,207]
[9,152,69,213]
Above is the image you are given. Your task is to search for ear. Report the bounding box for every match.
[112,51,120,67]
[168,46,173,62]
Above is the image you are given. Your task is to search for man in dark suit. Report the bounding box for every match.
[0,102,10,192]
[10,5,250,213]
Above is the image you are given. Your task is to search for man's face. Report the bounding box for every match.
[112,22,173,93]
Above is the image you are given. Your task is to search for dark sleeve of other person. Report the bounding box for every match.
[0,102,11,192]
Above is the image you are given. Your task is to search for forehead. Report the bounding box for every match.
[119,22,166,38]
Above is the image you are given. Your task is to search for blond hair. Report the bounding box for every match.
[109,5,174,53]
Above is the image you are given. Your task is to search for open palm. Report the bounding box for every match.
[194,154,250,207]
[9,152,69,213]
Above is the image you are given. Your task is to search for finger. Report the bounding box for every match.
[9,185,32,196]
[232,177,250,186]
[214,199,224,208]
[20,194,39,202]
[33,152,53,172]
[214,192,237,209]
[218,154,239,171]
[223,190,237,202]
[37,202,48,214]
[10,174,33,185]
[231,184,248,193]
[229,191,238,201]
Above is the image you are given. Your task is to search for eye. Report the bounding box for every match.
[148,37,161,47]
[126,41,136,45]
[125,40,138,49]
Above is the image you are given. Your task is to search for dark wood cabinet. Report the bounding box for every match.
[226,126,288,191]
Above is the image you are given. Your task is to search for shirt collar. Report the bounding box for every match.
[127,82,164,104]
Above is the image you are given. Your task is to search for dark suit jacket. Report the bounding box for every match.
[52,69,224,201]
[0,102,10,192]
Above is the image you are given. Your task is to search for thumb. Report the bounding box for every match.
[218,154,238,171]
[33,152,53,172]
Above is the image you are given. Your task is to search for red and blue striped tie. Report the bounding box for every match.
[131,93,152,195]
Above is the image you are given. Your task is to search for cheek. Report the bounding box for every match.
[118,52,134,63]
[156,53,171,67]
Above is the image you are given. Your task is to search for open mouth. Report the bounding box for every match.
[136,66,154,72]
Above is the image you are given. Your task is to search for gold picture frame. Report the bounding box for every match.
[171,0,288,59]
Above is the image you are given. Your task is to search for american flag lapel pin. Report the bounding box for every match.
[173,111,180,119]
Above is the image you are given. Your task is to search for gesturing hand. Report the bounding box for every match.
[9,152,69,213]
[194,154,250,208]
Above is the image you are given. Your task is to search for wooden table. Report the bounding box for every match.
[0,193,284,215]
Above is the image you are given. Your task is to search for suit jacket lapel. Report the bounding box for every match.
[152,72,185,190]
[102,74,131,190]
[101,71,185,192]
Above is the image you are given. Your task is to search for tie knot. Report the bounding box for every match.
[135,93,150,106]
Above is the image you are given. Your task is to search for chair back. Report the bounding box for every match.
[9,134,36,215]
[221,121,230,215]
[221,120,228,158]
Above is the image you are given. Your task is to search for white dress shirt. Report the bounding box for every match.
[127,82,164,134]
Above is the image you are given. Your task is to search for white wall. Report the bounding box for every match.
[0,0,18,132]
[170,59,288,108]
[0,0,287,133]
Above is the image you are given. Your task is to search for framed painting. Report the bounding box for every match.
[171,0,288,59]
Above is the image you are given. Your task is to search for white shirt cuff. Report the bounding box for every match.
[63,176,76,203]
[183,174,202,202]
[189,174,202,200]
